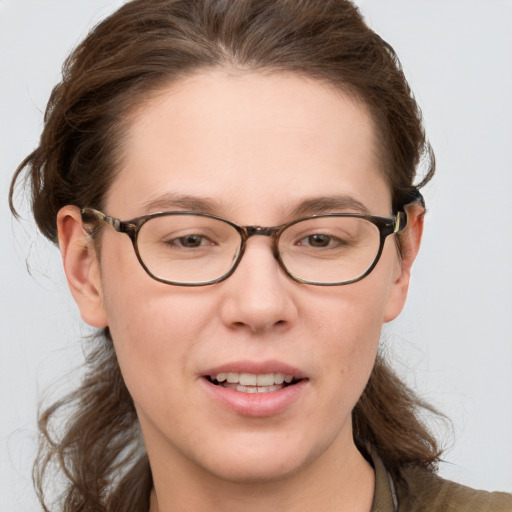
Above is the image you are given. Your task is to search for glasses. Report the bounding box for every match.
[81,207,410,286]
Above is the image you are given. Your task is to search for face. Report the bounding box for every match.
[61,71,415,488]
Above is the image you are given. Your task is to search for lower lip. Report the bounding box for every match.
[201,378,308,417]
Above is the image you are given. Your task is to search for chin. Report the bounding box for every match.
[190,430,332,485]
[204,453,309,485]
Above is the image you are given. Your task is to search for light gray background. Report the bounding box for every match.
[1,1,511,510]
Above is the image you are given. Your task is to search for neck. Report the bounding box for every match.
[148,442,374,512]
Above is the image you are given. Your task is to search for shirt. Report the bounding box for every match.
[371,451,512,511]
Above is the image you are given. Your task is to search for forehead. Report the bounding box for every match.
[107,70,390,221]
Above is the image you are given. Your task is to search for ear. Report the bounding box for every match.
[57,206,108,328]
[383,202,425,323]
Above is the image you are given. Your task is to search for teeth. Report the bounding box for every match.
[256,374,274,386]
[274,374,285,385]
[223,383,288,393]
[240,373,257,386]
[213,372,295,386]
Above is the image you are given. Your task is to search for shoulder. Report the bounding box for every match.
[396,465,512,512]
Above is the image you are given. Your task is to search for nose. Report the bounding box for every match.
[218,237,298,334]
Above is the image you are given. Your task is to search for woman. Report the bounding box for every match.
[8,0,512,511]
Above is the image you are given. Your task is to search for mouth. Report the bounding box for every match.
[205,372,302,394]
[202,364,308,416]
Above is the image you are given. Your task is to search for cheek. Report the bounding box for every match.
[99,230,214,342]
[97,239,219,396]
[319,293,382,380]
[100,282,228,438]
[103,283,216,366]
[306,259,396,394]
[309,272,392,349]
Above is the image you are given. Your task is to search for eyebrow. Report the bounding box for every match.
[140,193,221,214]
[289,196,371,217]
[138,192,371,218]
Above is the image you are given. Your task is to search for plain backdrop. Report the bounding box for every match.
[1,1,511,510]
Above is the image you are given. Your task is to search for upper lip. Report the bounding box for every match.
[202,360,307,380]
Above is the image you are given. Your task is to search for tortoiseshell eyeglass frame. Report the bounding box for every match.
[80,189,424,287]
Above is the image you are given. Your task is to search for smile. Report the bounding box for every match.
[207,372,299,394]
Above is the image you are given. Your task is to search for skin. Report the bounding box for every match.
[57,70,423,512]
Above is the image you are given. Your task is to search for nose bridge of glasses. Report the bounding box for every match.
[245,225,278,237]
[242,225,281,258]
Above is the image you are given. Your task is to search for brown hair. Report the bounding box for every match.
[10,1,440,510]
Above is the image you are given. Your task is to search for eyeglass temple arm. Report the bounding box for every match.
[404,188,425,208]
[394,188,425,233]
[394,211,406,233]
[81,207,135,234]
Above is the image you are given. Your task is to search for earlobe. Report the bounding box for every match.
[57,205,108,328]
[383,203,425,323]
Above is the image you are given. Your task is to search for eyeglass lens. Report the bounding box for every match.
[136,214,382,285]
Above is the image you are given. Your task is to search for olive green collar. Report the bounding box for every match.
[370,448,399,512]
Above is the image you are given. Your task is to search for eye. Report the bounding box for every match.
[297,233,348,248]
[299,234,333,248]
[168,234,212,248]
